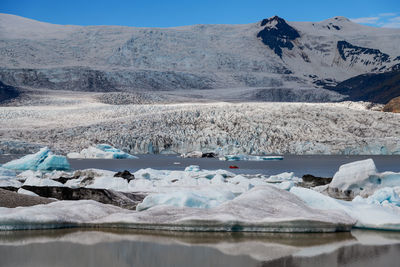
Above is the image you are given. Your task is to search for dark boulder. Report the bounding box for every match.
[114,170,135,181]
[300,174,332,188]
[21,185,146,210]
[202,152,216,158]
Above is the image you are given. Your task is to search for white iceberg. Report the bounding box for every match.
[0,186,355,232]
[1,147,70,171]
[67,144,138,159]
[329,159,400,198]
[0,167,16,179]
[291,186,400,230]
[220,154,284,161]
[265,172,302,183]
[23,176,64,187]
[181,151,203,158]
[17,188,39,197]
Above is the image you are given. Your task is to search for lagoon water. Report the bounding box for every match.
[1,154,400,266]
[1,229,400,267]
[1,154,399,177]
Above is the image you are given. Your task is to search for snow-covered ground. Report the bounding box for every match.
[0,90,399,155]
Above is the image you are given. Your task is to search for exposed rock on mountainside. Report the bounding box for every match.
[0,81,19,103]
[336,41,391,71]
[383,96,400,113]
[257,16,300,58]
[328,69,400,103]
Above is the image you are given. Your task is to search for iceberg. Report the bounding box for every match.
[328,159,400,198]
[291,186,400,231]
[2,147,70,171]
[265,172,302,183]
[220,154,284,161]
[136,189,235,211]
[67,144,138,159]
[353,187,400,206]
[0,167,16,179]
[0,186,355,232]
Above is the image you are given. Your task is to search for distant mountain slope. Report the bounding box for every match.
[328,69,400,104]
[0,13,399,99]
[0,81,19,103]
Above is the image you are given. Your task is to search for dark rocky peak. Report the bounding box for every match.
[337,40,390,64]
[257,16,300,58]
[260,16,287,27]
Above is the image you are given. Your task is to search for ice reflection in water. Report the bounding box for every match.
[1,229,400,267]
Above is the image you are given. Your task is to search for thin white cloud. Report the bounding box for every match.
[351,13,400,28]
[379,12,397,17]
[350,17,379,24]
[389,16,400,22]
[381,22,400,28]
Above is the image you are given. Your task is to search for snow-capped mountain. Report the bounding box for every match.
[0,13,399,98]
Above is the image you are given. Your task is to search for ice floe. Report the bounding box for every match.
[1,147,70,171]
[67,144,138,159]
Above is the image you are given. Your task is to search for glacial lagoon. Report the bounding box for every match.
[1,228,400,267]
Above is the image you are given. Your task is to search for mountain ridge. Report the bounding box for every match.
[0,13,399,101]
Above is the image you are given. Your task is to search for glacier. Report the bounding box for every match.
[1,147,70,171]
[67,144,138,159]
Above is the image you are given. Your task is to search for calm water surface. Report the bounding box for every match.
[0,229,400,267]
[1,154,399,177]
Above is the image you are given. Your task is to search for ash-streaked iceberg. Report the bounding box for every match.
[1,147,70,171]
[0,186,355,232]
[67,144,138,159]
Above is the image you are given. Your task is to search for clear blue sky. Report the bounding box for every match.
[1,0,399,28]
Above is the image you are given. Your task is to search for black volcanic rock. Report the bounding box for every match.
[337,41,390,64]
[300,174,332,188]
[21,185,146,210]
[257,16,300,58]
[327,69,400,104]
[114,170,135,181]
[0,81,19,103]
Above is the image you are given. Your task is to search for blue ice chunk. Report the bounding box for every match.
[2,147,50,170]
[96,144,137,159]
[37,155,71,171]
[2,147,70,171]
